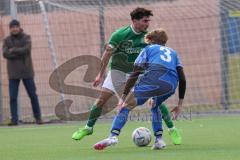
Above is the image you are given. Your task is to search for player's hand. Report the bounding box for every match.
[93,74,103,87]
[171,105,182,120]
[171,99,183,120]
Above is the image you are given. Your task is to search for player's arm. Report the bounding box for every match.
[94,29,122,87]
[177,66,186,104]
[99,45,113,78]
[171,66,186,119]
[93,44,113,87]
[121,65,143,101]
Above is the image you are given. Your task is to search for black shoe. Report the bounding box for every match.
[36,119,43,125]
[8,121,18,126]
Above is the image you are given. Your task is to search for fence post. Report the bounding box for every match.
[99,0,105,56]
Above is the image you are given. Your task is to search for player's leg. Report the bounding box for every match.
[110,92,137,136]
[86,69,127,129]
[142,80,175,149]
[72,70,124,141]
[72,88,114,140]
[148,97,175,131]
[159,103,174,128]
[159,103,182,145]
[155,73,182,145]
[151,98,166,150]
[94,92,140,150]
[87,89,114,128]
[133,81,168,150]
[93,106,130,150]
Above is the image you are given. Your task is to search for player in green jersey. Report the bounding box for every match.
[72,7,182,145]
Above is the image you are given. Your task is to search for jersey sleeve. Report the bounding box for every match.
[134,48,148,69]
[176,53,183,68]
[108,30,122,49]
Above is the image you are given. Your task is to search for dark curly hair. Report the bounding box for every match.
[130,7,153,20]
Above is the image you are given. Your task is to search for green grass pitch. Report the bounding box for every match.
[1,115,240,160]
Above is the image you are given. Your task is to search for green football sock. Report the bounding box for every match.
[86,105,102,128]
[159,103,174,129]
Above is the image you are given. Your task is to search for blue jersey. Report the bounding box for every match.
[134,44,183,79]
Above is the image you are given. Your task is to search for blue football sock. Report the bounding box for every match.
[151,106,163,138]
[111,107,130,136]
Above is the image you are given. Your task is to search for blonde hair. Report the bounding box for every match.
[144,28,168,45]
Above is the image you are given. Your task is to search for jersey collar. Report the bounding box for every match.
[130,25,142,35]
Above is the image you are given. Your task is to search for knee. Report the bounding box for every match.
[95,98,106,107]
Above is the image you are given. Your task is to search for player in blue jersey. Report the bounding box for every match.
[93,28,186,150]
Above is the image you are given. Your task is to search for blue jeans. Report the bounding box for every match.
[9,78,41,123]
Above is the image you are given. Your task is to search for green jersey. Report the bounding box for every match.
[108,25,147,73]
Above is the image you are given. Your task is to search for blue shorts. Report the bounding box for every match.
[133,69,178,106]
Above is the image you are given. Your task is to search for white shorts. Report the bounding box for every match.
[102,70,129,97]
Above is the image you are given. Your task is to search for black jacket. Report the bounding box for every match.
[2,31,34,79]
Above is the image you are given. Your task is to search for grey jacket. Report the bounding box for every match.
[2,31,34,79]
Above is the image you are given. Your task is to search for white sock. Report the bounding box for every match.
[85,125,93,130]
[168,126,176,131]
